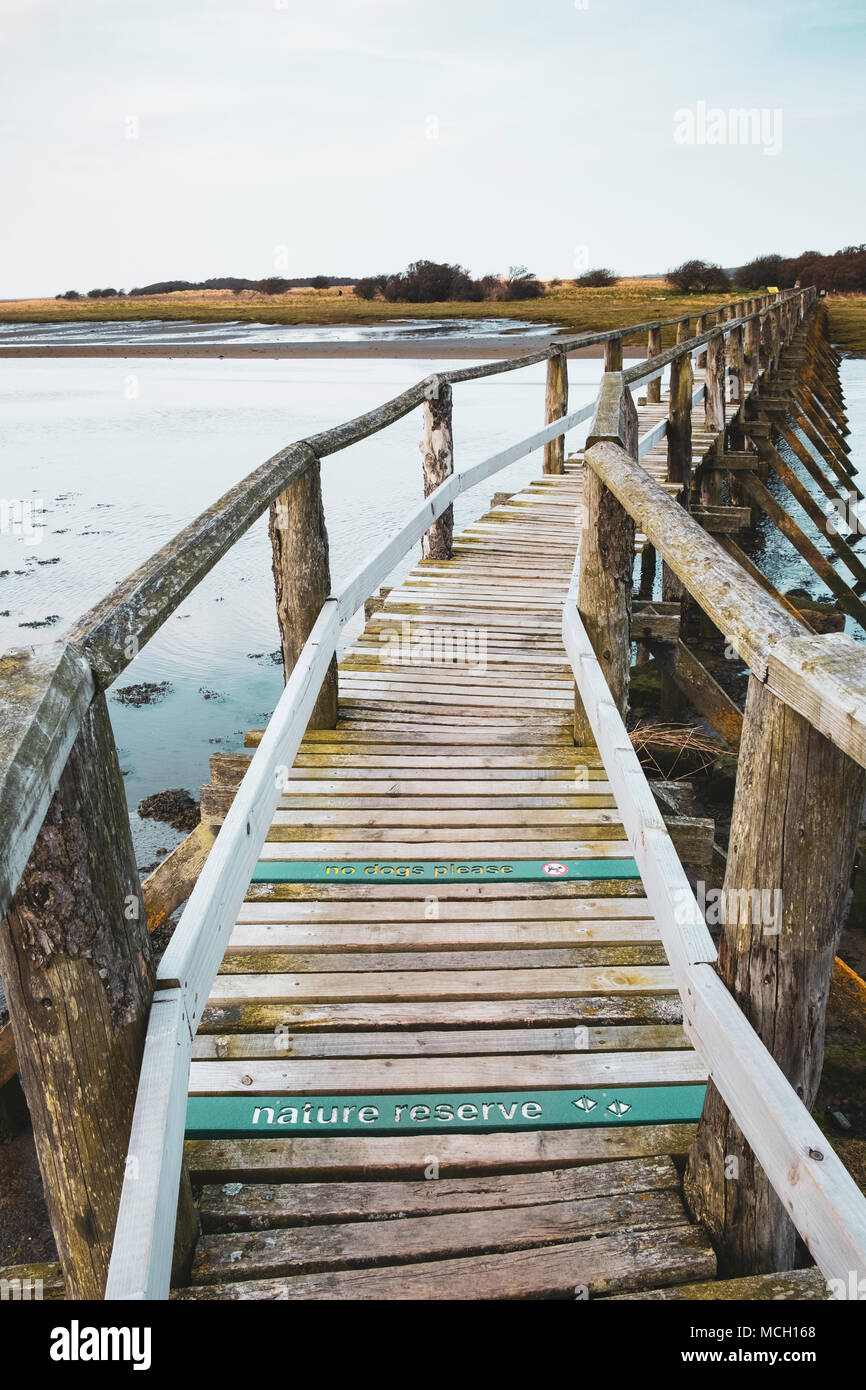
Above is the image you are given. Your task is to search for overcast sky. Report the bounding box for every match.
[1,0,863,297]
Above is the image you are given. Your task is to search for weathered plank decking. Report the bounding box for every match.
[177,382,727,1300]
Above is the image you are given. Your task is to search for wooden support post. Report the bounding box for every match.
[575,375,637,741]
[543,351,568,475]
[768,307,781,373]
[696,314,709,368]
[638,542,657,600]
[676,318,691,345]
[663,353,693,605]
[269,458,338,729]
[658,641,743,750]
[759,313,772,374]
[685,675,865,1274]
[646,326,662,403]
[421,379,455,560]
[0,693,195,1297]
[604,336,623,372]
[744,312,760,386]
[704,333,726,432]
[727,324,745,406]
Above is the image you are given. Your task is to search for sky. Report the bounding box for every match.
[0,0,864,297]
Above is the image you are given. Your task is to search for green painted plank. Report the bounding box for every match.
[251,858,641,884]
[186,1085,706,1137]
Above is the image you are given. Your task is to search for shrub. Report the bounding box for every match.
[576,268,617,288]
[380,260,482,303]
[354,276,388,300]
[666,259,730,293]
[310,275,330,291]
[257,277,291,296]
[735,254,787,291]
[499,265,544,300]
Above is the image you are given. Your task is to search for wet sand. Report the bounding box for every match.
[0,333,609,361]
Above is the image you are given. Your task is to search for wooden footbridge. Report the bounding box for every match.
[2,289,866,1301]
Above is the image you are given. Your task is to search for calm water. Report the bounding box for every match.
[2,353,863,867]
[0,353,604,865]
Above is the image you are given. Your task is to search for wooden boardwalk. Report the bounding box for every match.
[8,288,865,1300]
[179,389,722,1299]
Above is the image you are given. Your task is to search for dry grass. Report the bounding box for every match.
[0,278,750,347]
[825,294,866,354]
[628,721,726,779]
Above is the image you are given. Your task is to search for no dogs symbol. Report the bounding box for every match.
[542,861,569,877]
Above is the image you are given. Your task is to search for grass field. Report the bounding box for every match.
[2,278,865,350]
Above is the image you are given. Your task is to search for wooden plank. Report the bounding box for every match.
[191,1024,688,1060]
[142,822,217,933]
[174,1224,715,1300]
[188,1051,707,1095]
[219,944,667,972]
[184,1122,699,1181]
[235,897,654,923]
[191,1189,688,1284]
[198,1154,681,1231]
[226,919,659,950]
[200,996,684,1034]
[690,505,751,533]
[608,1268,830,1301]
[204,965,675,1004]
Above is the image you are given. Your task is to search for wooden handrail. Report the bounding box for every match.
[582,435,866,767]
[563,602,866,1283]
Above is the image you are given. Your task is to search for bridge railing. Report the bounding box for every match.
[572,288,866,1280]
[0,287,812,1297]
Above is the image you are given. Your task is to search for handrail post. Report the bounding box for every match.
[604,335,623,372]
[0,684,195,1296]
[759,310,773,375]
[574,374,636,742]
[662,350,693,647]
[768,304,782,374]
[695,313,709,367]
[646,326,662,403]
[744,308,760,387]
[727,322,745,406]
[676,317,691,345]
[704,331,726,431]
[685,674,866,1275]
[543,350,568,475]
[269,458,338,728]
[421,377,455,559]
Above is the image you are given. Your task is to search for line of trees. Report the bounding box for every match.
[667,246,866,295]
[55,275,352,300]
[737,247,866,293]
